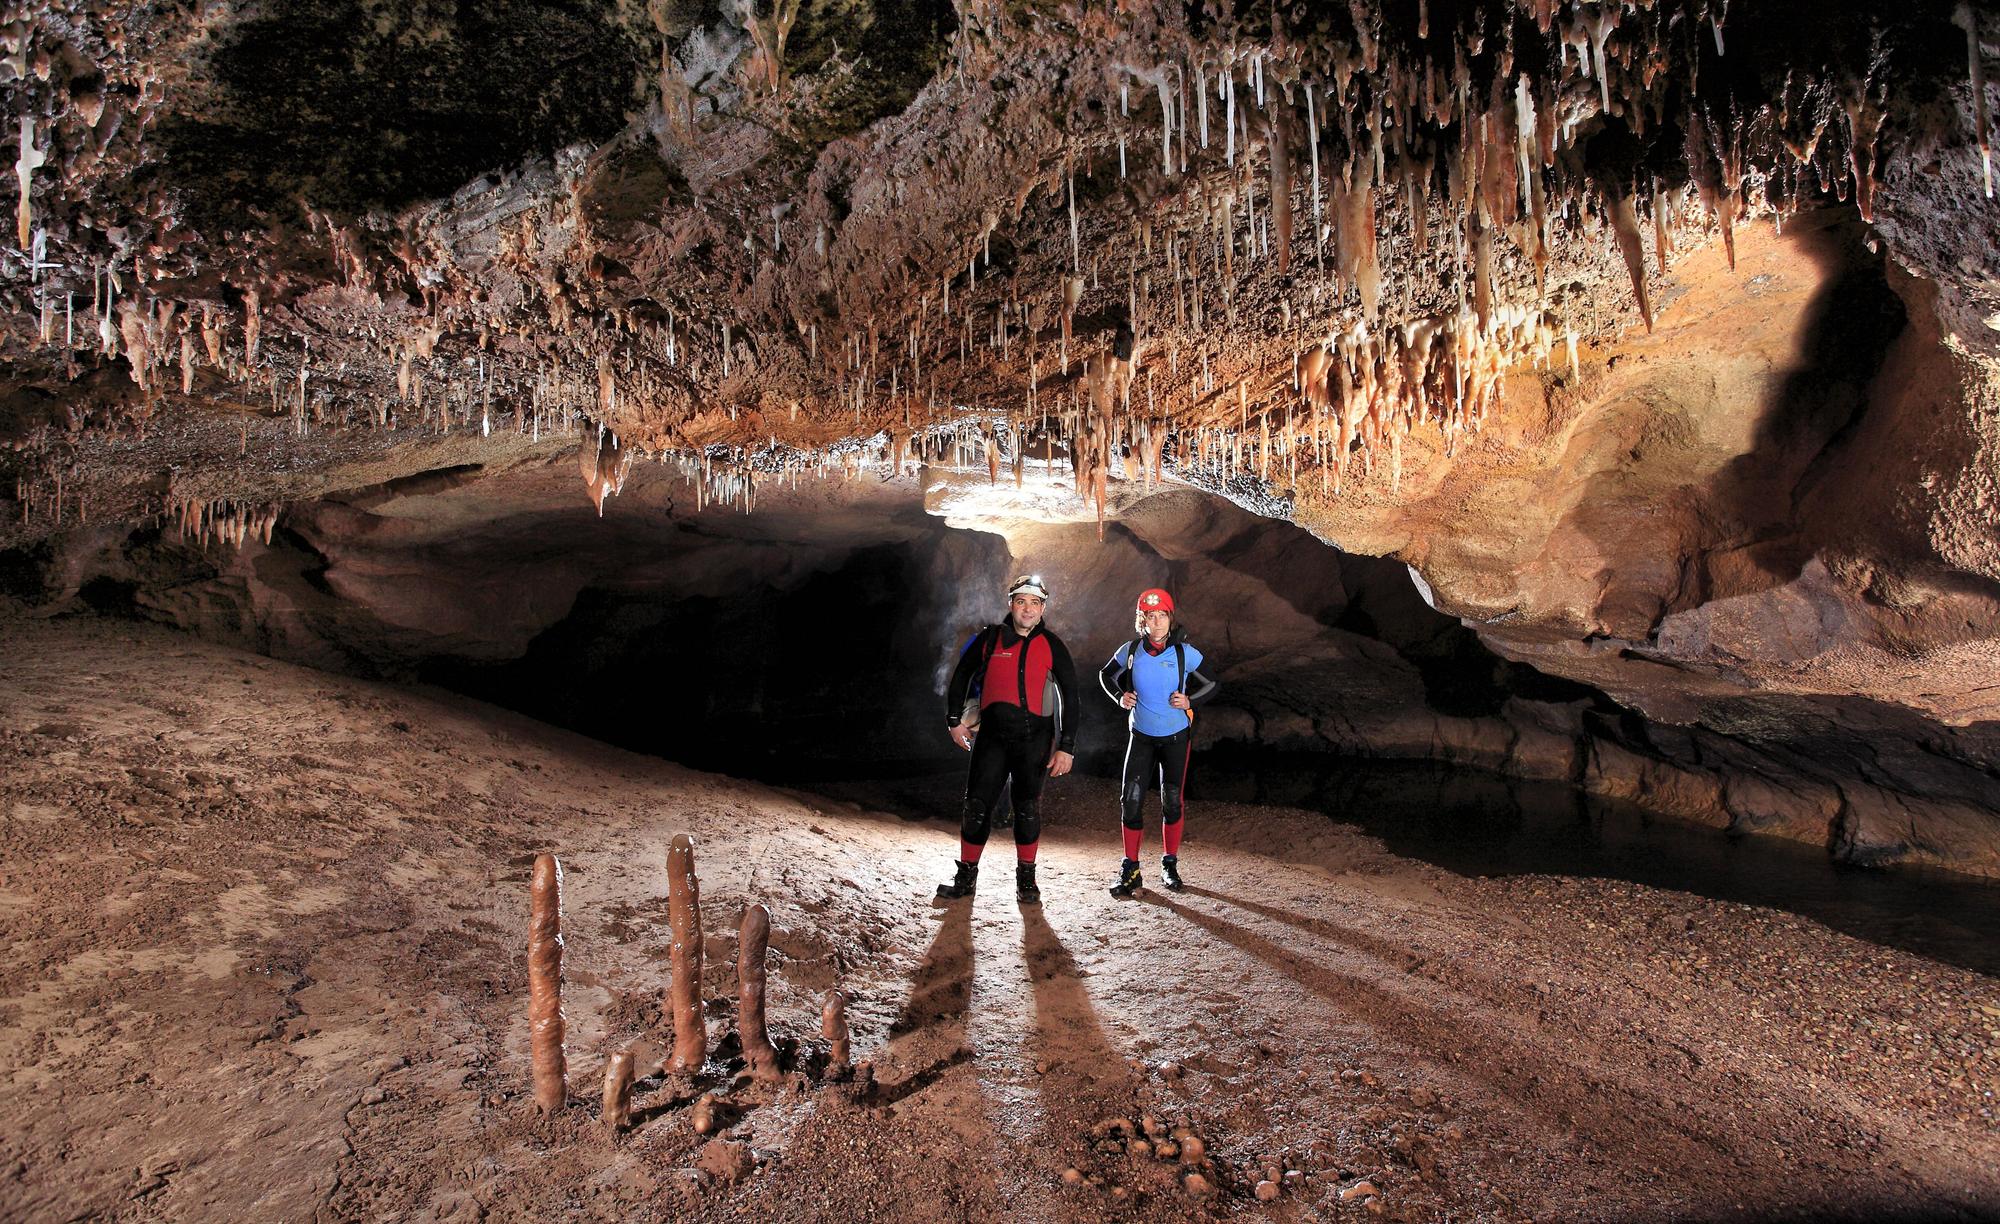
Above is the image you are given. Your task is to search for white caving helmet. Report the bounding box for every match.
[1006,574,1051,602]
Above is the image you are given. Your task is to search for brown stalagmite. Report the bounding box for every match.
[528,852,567,1113]
[738,903,782,1082]
[603,1050,635,1132]
[666,833,706,1074]
[821,989,850,1073]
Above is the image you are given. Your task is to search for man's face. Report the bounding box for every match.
[1010,594,1046,631]
[1141,609,1172,639]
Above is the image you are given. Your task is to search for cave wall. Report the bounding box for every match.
[4,427,1997,876]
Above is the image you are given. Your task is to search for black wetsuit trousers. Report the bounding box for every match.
[960,706,1051,848]
[1120,727,1191,829]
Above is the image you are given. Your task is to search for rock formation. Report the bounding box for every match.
[0,1,1996,873]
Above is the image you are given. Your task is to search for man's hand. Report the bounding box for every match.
[1168,691,1191,711]
[1119,692,1138,709]
[1047,750,1074,777]
[949,724,974,751]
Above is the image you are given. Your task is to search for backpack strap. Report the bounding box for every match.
[1176,641,1192,727]
[1015,625,1033,709]
[968,626,998,694]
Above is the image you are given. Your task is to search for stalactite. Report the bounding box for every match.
[1607,189,1653,332]
[1269,101,1293,275]
[1957,4,1994,199]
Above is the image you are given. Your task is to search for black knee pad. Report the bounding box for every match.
[1013,800,1042,845]
[1162,786,1185,824]
[959,797,991,845]
[1121,785,1146,829]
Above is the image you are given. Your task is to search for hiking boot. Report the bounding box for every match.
[1108,859,1143,898]
[935,860,978,900]
[1161,855,1184,891]
[1016,862,1041,904]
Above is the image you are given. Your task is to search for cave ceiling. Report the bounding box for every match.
[3,0,2000,739]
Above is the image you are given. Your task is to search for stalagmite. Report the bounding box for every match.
[666,833,706,1074]
[528,853,567,1113]
[821,990,850,1074]
[603,1050,635,1132]
[737,904,782,1083]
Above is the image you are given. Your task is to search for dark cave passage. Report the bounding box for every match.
[11,458,1997,976]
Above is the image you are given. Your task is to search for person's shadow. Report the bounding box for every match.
[873,903,977,1104]
[1018,904,1156,1181]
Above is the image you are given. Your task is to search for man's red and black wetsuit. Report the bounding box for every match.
[944,620,1080,866]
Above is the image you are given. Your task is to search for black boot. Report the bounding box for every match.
[1108,859,1143,898]
[1016,862,1041,904]
[1161,855,1184,891]
[935,860,978,900]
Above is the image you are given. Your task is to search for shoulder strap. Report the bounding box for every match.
[1176,642,1193,727]
[968,626,998,693]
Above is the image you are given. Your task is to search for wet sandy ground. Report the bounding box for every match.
[0,617,1995,1222]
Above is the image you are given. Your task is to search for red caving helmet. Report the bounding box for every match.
[1136,588,1175,614]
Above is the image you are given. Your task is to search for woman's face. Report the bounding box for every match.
[1141,609,1172,640]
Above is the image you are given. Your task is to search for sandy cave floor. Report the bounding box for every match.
[0,618,1996,1223]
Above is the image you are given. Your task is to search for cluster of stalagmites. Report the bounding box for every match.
[524,836,861,1177]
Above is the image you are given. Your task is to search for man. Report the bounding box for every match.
[937,574,1079,904]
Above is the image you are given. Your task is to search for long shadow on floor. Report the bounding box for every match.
[1132,890,1912,1219]
[1019,904,1171,1197]
[874,903,976,1105]
[1178,884,1518,1001]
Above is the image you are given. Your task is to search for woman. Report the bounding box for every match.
[1098,588,1218,897]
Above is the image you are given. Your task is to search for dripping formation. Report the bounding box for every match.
[1,1,1986,537]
